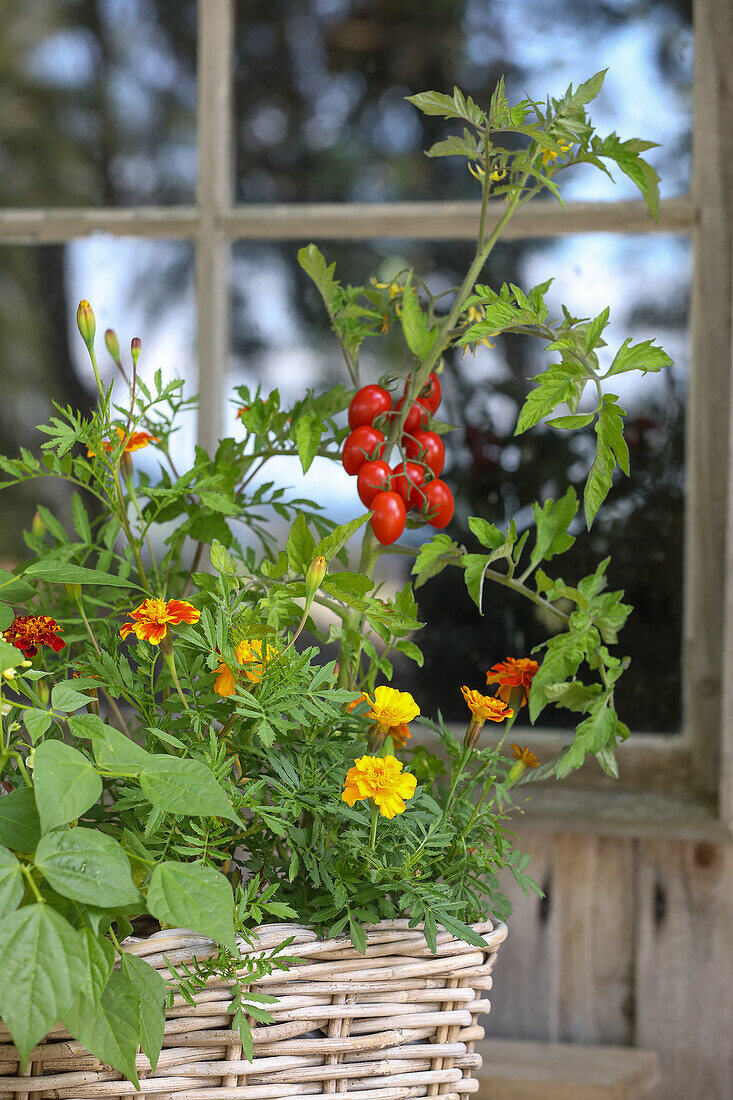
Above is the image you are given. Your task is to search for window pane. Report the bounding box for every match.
[0,238,196,557]
[0,1,197,206]
[235,0,692,204]
[230,233,689,733]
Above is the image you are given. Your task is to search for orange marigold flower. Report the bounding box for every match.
[3,615,65,658]
[88,426,158,457]
[461,686,514,724]
[342,754,417,819]
[512,744,540,768]
[390,723,411,747]
[486,657,539,706]
[213,638,279,696]
[120,598,200,646]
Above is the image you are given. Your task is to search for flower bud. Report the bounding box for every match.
[31,510,45,538]
[463,715,484,751]
[36,680,50,705]
[65,583,82,603]
[508,760,527,784]
[105,328,121,362]
[2,668,16,681]
[76,300,96,348]
[131,337,142,365]
[305,556,327,601]
[367,723,386,754]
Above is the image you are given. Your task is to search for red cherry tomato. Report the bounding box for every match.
[370,491,407,545]
[348,385,392,430]
[392,461,426,511]
[342,426,386,476]
[422,479,454,528]
[404,372,442,414]
[403,430,445,476]
[357,460,392,507]
[395,397,430,436]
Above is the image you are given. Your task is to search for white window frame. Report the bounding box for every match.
[1,0,730,840]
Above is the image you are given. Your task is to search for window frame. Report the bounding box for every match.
[0,0,729,839]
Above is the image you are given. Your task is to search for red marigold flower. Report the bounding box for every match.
[3,615,65,658]
[486,657,539,706]
[87,426,158,457]
[120,598,200,646]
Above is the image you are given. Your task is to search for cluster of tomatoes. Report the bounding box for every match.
[342,373,455,545]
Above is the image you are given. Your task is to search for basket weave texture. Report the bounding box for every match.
[0,917,506,1099]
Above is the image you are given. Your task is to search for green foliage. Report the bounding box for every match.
[0,72,666,1081]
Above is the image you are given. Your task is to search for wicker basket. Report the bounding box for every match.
[0,918,507,1099]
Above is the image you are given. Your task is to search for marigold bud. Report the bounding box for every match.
[305,556,327,600]
[508,760,526,784]
[463,715,484,751]
[31,510,45,538]
[65,583,82,602]
[105,328,121,362]
[131,337,142,365]
[36,680,50,705]
[76,300,96,348]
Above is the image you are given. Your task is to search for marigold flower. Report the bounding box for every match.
[3,615,65,657]
[120,598,200,646]
[512,744,540,768]
[342,754,417,819]
[213,638,279,696]
[461,686,514,724]
[87,426,158,457]
[486,657,539,706]
[366,686,420,731]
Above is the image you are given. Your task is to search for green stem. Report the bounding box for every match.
[444,746,471,820]
[75,596,131,734]
[368,802,379,850]
[22,865,44,904]
[114,470,150,591]
[124,474,163,593]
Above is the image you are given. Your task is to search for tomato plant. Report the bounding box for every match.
[404,430,445,476]
[342,425,386,475]
[348,384,392,430]
[405,371,442,414]
[392,461,426,511]
[357,460,392,506]
[370,490,407,544]
[422,479,455,528]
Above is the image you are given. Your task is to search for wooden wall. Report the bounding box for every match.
[486,832,733,1098]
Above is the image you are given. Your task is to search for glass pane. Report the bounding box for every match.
[230,233,689,733]
[0,238,196,557]
[235,0,692,204]
[0,1,197,206]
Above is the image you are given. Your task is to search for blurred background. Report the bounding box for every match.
[0,0,692,730]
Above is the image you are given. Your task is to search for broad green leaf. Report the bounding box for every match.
[23,560,143,589]
[463,554,490,613]
[0,567,36,603]
[411,533,457,589]
[0,845,24,918]
[33,741,102,832]
[0,602,13,631]
[0,788,41,852]
[71,493,92,542]
[297,244,339,314]
[314,513,370,561]
[210,539,238,577]
[405,89,463,118]
[35,828,143,909]
[63,968,142,1088]
[286,512,316,573]
[529,631,591,722]
[542,680,603,712]
[530,488,577,568]
[425,130,479,159]
[0,904,87,1065]
[468,517,505,550]
[515,367,582,435]
[584,306,609,350]
[293,413,322,474]
[0,638,27,672]
[322,571,374,599]
[91,724,152,775]
[147,861,236,950]
[546,413,595,429]
[74,927,115,1004]
[51,682,94,713]
[395,639,424,667]
[139,756,239,824]
[606,337,672,377]
[23,708,52,744]
[121,953,166,1071]
[400,284,438,360]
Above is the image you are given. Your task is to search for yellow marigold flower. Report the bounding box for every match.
[342,754,417,819]
[88,426,158,457]
[120,598,200,646]
[213,638,279,696]
[541,139,573,168]
[366,686,420,731]
[512,744,540,768]
[461,686,513,724]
